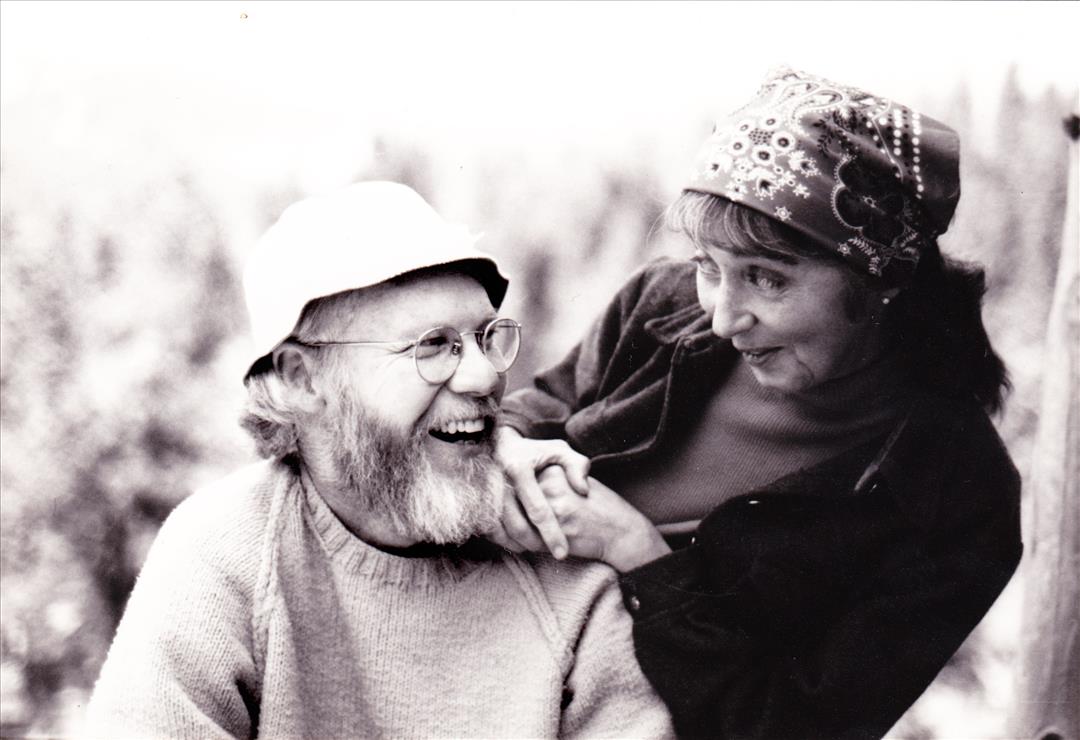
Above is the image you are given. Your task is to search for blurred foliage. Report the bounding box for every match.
[0,72,1075,737]
[1,174,252,734]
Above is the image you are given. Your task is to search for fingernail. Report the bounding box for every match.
[553,546,567,560]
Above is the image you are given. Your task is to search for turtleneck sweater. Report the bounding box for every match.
[609,352,909,527]
[85,459,672,739]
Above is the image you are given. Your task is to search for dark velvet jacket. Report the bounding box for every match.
[501,258,1022,739]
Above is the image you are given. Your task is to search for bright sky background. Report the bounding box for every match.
[2,0,1077,247]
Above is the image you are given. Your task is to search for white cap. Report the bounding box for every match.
[242,181,508,374]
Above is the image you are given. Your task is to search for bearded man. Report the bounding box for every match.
[85,182,672,739]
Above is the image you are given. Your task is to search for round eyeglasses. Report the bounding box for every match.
[298,317,522,385]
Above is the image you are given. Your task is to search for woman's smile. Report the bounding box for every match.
[736,346,781,366]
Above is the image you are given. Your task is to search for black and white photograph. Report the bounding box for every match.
[1,1,1077,738]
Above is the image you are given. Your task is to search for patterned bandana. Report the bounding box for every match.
[687,67,960,282]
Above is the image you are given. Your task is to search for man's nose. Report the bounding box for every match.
[445,335,500,397]
[707,283,755,339]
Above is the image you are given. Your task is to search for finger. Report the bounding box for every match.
[495,478,543,552]
[537,444,591,496]
[537,464,570,489]
[584,476,616,495]
[507,464,570,559]
[487,522,527,553]
[500,490,548,552]
[538,466,584,507]
[495,431,591,498]
[563,463,591,497]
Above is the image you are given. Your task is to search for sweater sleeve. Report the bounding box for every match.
[85,479,268,739]
[618,413,1022,739]
[558,564,675,739]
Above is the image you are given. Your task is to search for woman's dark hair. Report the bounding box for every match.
[888,244,1010,413]
[665,191,1010,414]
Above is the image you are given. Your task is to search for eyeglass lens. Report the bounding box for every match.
[414,319,521,383]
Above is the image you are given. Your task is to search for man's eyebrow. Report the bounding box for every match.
[396,313,499,338]
[472,313,499,331]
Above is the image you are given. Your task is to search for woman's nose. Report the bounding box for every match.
[445,334,500,397]
[707,284,755,339]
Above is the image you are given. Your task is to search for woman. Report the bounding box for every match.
[493,68,1022,739]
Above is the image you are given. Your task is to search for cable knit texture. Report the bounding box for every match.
[85,460,673,739]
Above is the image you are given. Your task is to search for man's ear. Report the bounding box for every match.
[273,344,322,413]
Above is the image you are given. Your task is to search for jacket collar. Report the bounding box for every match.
[853,394,960,530]
[643,303,712,347]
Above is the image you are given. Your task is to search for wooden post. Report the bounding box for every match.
[1015,114,1080,740]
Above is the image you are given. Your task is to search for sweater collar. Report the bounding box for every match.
[718,398,947,532]
[640,299,951,529]
[743,349,911,425]
[757,385,951,531]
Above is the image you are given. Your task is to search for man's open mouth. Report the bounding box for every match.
[428,416,495,444]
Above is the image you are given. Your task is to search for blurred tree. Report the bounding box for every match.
[1014,113,1079,740]
[1,174,250,735]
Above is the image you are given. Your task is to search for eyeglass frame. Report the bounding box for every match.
[290,317,522,385]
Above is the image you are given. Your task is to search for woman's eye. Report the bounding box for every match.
[747,267,784,291]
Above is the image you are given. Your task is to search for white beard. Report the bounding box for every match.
[323,385,504,545]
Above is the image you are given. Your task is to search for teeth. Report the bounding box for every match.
[437,418,484,435]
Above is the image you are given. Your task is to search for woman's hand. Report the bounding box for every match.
[538,466,671,572]
[492,427,591,559]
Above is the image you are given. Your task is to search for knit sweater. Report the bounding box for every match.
[85,459,673,739]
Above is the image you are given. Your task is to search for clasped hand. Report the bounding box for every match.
[491,428,670,571]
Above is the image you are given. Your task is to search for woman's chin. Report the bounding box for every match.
[747,363,816,395]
